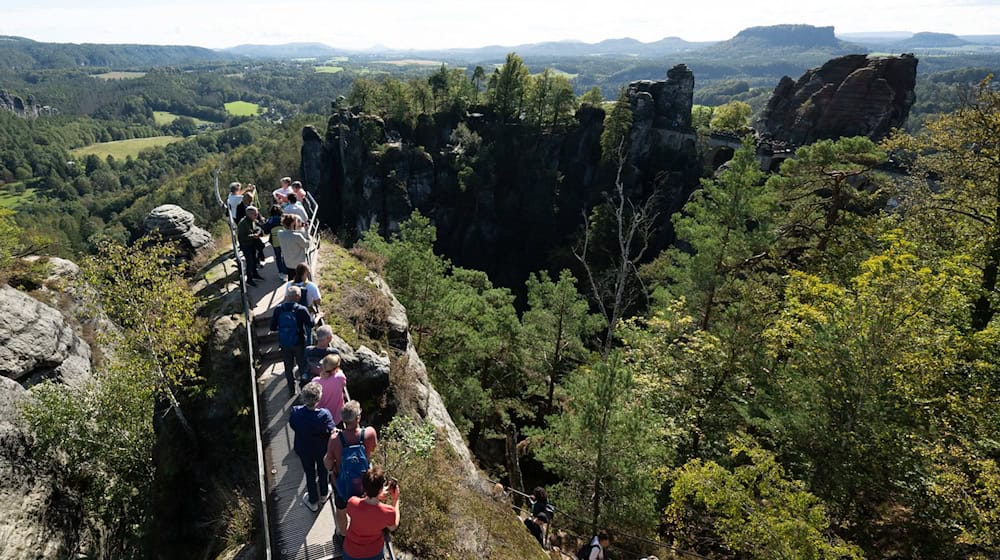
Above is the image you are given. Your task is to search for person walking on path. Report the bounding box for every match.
[262,204,287,276]
[576,531,610,560]
[236,205,265,286]
[269,285,314,395]
[290,381,335,512]
[277,214,310,281]
[325,400,377,540]
[313,354,349,425]
[305,325,340,379]
[342,466,400,560]
[524,511,548,547]
[286,263,322,317]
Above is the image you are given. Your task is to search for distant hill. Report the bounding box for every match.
[223,42,347,59]
[0,35,233,71]
[961,34,1000,46]
[893,32,969,49]
[348,37,712,62]
[838,31,914,44]
[701,24,865,54]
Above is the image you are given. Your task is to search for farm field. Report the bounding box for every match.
[376,59,443,66]
[314,66,344,73]
[0,181,38,208]
[91,71,147,80]
[153,111,212,125]
[70,136,182,160]
[224,101,261,116]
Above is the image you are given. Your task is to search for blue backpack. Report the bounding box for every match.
[336,428,370,499]
[276,303,301,348]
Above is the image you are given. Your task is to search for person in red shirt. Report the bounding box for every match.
[342,466,400,560]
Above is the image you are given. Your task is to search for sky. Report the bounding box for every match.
[1,0,998,50]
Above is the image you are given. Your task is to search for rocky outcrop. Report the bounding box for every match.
[142,204,215,259]
[0,373,80,560]
[627,64,695,129]
[0,286,92,387]
[757,54,918,146]
[0,90,40,118]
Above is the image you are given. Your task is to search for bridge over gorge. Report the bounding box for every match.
[215,171,342,560]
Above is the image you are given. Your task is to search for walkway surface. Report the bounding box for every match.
[247,245,341,560]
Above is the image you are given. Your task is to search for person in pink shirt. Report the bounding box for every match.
[313,354,349,425]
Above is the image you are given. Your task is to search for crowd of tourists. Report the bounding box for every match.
[230,177,314,287]
[241,175,617,560]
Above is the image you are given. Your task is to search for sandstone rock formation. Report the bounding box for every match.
[142,204,215,259]
[757,54,918,147]
[0,285,92,387]
[0,366,81,560]
[627,64,695,129]
[0,90,40,118]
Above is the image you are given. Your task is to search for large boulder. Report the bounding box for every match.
[328,335,391,400]
[142,204,215,259]
[757,54,918,147]
[0,286,92,387]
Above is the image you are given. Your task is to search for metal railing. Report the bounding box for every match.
[213,164,274,560]
[304,191,321,270]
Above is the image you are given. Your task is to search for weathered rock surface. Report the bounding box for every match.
[328,335,391,399]
[142,204,215,259]
[0,376,80,560]
[0,90,40,118]
[757,54,918,146]
[0,286,92,387]
[627,63,695,129]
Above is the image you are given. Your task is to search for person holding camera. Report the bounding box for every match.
[342,465,400,560]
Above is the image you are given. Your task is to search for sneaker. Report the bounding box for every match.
[302,493,319,512]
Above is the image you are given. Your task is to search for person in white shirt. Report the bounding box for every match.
[285,263,322,316]
[273,176,293,204]
[282,193,310,225]
[227,182,245,219]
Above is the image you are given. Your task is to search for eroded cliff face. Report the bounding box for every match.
[757,54,918,147]
[301,69,704,290]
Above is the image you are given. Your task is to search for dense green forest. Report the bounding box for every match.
[4,33,1000,559]
[356,80,1000,558]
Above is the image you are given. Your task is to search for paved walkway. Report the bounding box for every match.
[247,245,341,560]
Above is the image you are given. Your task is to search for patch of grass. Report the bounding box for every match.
[376,59,443,67]
[153,111,211,126]
[382,425,548,560]
[0,181,38,208]
[224,101,261,117]
[325,56,349,63]
[314,66,344,74]
[316,240,370,349]
[70,136,183,160]
[91,71,146,80]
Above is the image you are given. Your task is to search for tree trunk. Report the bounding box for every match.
[505,425,525,509]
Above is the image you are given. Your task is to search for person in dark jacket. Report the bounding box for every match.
[236,206,264,286]
[289,381,335,512]
[269,286,314,395]
[524,511,548,546]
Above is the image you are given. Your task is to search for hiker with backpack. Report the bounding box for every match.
[342,465,400,560]
[305,325,340,379]
[285,263,322,318]
[576,531,610,560]
[268,285,314,396]
[289,381,336,512]
[523,511,548,547]
[324,400,377,542]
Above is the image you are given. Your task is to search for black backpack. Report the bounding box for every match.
[576,542,600,560]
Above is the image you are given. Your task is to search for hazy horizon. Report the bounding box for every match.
[2,0,998,51]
